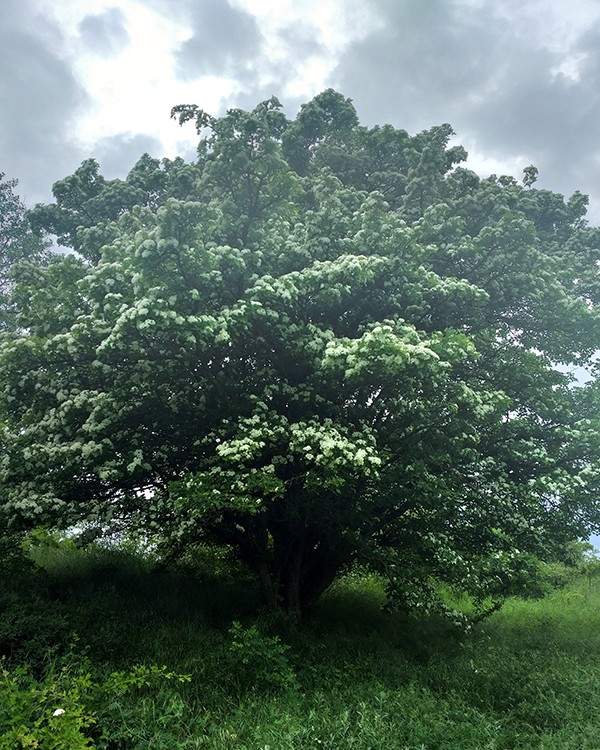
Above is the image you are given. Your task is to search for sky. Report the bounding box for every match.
[3,0,600,220]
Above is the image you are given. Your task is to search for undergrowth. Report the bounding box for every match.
[2,535,600,749]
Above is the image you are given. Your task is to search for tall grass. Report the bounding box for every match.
[3,538,600,748]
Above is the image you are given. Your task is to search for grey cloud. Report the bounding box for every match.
[173,0,261,79]
[278,24,324,61]
[0,4,159,208]
[79,8,129,55]
[95,133,163,179]
[334,0,499,130]
[0,0,88,205]
[147,0,323,110]
[333,0,600,220]
[8,0,599,225]
[223,23,325,116]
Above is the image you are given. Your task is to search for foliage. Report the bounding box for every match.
[28,156,198,263]
[3,542,600,749]
[0,590,69,669]
[0,658,191,750]
[226,621,297,693]
[2,90,600,616]
[0,534,70,667]
[0,173,47,331]
[0,663,94,750]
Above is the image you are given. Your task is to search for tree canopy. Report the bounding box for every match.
[0,174,47,331]
[2,90,600,617]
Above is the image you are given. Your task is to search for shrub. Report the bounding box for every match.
[0,660,192,750]
[88,665,191,749]
[0,533,35,582]
[0,664,94,750]
[0,534,71,667]
[0,592,70,668]
[226,621,297,693]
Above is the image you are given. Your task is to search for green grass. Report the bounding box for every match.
[3,541,600,748]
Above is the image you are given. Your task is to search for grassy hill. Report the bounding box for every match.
[2,540,600,749]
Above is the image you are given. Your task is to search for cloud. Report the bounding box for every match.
[0,0,88,205]
[335,1,495,129]
[333,0,600,219]
[227,23,326,113]
[94,132,163,179]
[172,0,261,80]
[148,0,327,112]
[5,0,600,222]
[79,7,130,55]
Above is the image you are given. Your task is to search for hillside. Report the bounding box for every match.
[2,541,600,749]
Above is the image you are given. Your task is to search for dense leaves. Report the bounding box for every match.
[0,174,47,331]
[1,90,599,616]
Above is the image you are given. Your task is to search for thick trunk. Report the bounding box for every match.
[256,560,279,610]
[210,506,349,617]
[299,555,342,610]
[256,536,346,618]
[283,537,304,619]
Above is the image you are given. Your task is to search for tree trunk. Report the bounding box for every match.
[283,537,304,620]
[210,507,349,618]
[255,535,346,619]
[256,560,279,611]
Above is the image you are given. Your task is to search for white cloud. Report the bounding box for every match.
[45,1,375,140]
[26,0,374,175]
[37,0,228,160]
[4,0,600,220]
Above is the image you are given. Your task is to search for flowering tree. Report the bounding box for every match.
[2,91,600,617]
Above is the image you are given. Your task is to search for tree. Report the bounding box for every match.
[28,155,200,263]
[0,174,47,331]
[522,164,539,188]
[1,91,600,618]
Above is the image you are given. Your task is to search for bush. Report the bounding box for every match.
[0,534,71,667]
[88,664,191,749]
[226,621,297,693]
[0,533,35,582]
[0,592,70,668]
[0,659,192,750]
[0,663,94,750]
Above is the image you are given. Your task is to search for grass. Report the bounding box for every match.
[3,539,600,748]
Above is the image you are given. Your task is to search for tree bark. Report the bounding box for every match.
[209,506,348,618]
[256,535,346,618]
